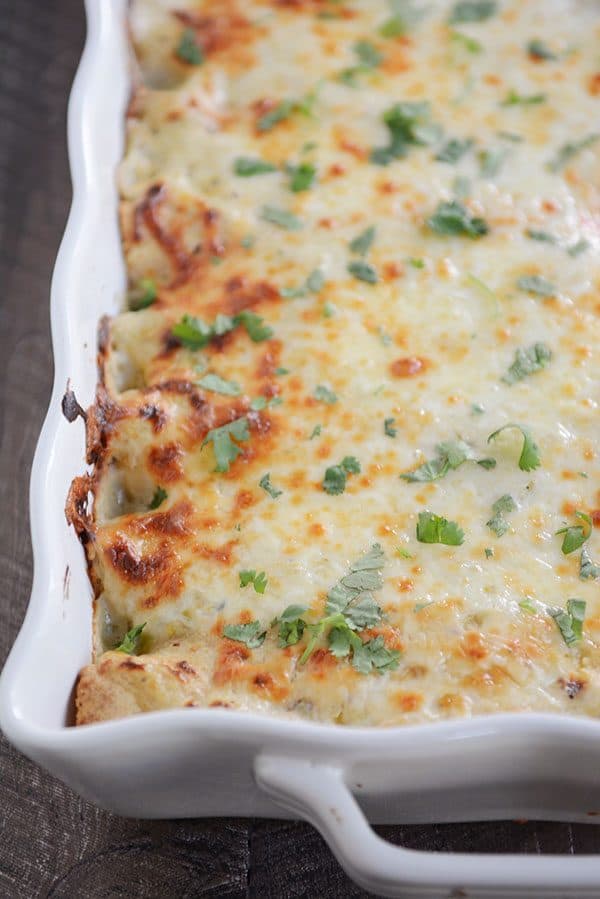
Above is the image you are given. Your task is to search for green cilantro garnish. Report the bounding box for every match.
[485,547,494,558]
[223,621,266,648]
[401,439,495,482]
[149,487,167,510]
[323,456,361,495]
[487,423,541,471]
[527,39,557,61]
[371,101,442,166]
[471,403,485,415]
[556,511,592,555]
[450,30,483,53]
[339,40,383,86]
[348,260,378,284]
[275,604,309,647]
[260,205,303,231]
[502,342,552,384]
[479,146,508,178]
[237,310,274,342]
[197,373,242,396]
[407,257,425,268]
[416,511,464,546]
[250,395,283,411]
[547,134,599,173]
[568,238,591,257]
[384,417,397,438]
[322,301,337,318]
[128,278,157,311]
[435,138,473,164]
[257,100,294,132]
[239,570,268,593]
[115,623,146,655]
[448,1,497,24]
[349,225,376,256]
[202,417,249,472]
[175,29,204,65]
[314,384,337,404]
[501,90,546,106]
[287,162,316,192]
[379,1,426,38]
[309,424,322,439]
[233,157,277,176]
[525,228,557,244]
[486,494,516,537]
[580,547,600,581]
[173,311,273,350]
[516,275,556,297]
[241,234,255,249]
[259,472,283,499]
[519,598,536,614]
[427,200,489,237]
[275,367,290,376]
[548,599,586,647]
[280,268,325,299]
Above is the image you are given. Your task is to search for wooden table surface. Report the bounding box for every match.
[1,2,599,896]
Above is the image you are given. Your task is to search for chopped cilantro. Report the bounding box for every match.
[450,30,483,53]
[234,157,277,176]
[260,205,303,230]
[322,301,337,318]
[580,547,600,581]
[556,511,592,555]
[427,200,489,237]
[309,424,322,439]
[371,101,442,166]
[202,417,249,472]
[349,225,376,256]
[323,456,361,495]
[379,1,426,38]
[348,260,378,283]
[275,366,290,376]
[149,487,167,510]
[502,342,552,384]
[527,39,557,61]
[287,162,316,192]
[115,623,146,655]
[448,1,497,24]
[547,134,599,173]
[485,547,494,558]
[519,598,536,614]
[259,472,283,499]
[568,238,590,257]
[223,620,266,648]
[471,403,485,415]
[486,494,517,537]
[548,599,586,647]
[435,138,473,164]
[306,269,325,292]
[239,570,268,594]
[487,423,541,471]
[401,439,495,482]
[501,90,546,106]
[237,310,274,342]
[516,274,556,297]
[407,256,425,268]
[416,511,464,546]
[128,278,157,311]
[250,395,283,411]
[276,604,309,647]
[479,146,508,178]
[397,547,414,559]
[197,373,241,396]
[525,228,557,244]
[384,417,397,438]
[175,29,203,65]
[173,310,272,350]
[339,40,383,85]
[241,234,255,249]
[258,100,294,132]
[314,384,337,404]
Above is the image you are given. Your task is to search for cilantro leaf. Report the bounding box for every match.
[176,29,203,65]
[260,205,303,230]
[197,373,242,396]
[448,1,497,24]
[258,100,294,132]
[323,456,361,495]
[128,278,157,311]
[149,487,167,510]
[580,547,600,581]
[384,417,397,438]
[527,39,557,61]
[325,544,385,622]
[371,101,441,165]
[568,238,590,257]
[525,228,557,244]
[548,599,586,647]
[416,511,464,546]
[435,138,473,164]
[547,134,599,173]
[486,493,517,537]
[251,395,283,411]
[427,200,489,237]
[236,310,274,342]
[516,275,556,297]
[115,623,146,655]
[339,40,384,85]
[349,225,376,256]
[223,621,266,648]
[450,30,483,53]
[479,146,509,178]
[487,423,541,471]
[202,417,249,472]
[502,342,552,384]
[259,472,283,499]
[172,313,228,349]
[350,634,400,674]
[348,261,378,283]
[501,90,546,106]
[309,424,322,439]
[401,439,495,482]
[239,570,268,594]
[276,604,308,646]
[234,157,277,176]
[379,1,427,38]
[556,511,592,555]
[314,384,337,404]
[287,162,316,192]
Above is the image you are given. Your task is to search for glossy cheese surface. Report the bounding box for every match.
[71,0,600,726]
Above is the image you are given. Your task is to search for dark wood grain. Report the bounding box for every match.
[0,2,598,897]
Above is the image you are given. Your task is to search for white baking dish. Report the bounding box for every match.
[2,2,600,895]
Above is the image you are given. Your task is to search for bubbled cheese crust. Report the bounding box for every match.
[72,0,600,726]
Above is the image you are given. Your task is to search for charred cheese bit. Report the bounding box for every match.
[70,0,600,726]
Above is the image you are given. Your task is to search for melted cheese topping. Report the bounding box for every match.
[71,0,600,726]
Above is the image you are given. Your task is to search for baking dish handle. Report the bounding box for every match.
[255,755,600,898]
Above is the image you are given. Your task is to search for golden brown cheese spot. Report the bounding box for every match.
[130,500,194,537]
[147,442,184,482]
[173,4,259,68]
[393,690,424,713]
[107,536,169,584]
[390,356,428,378]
